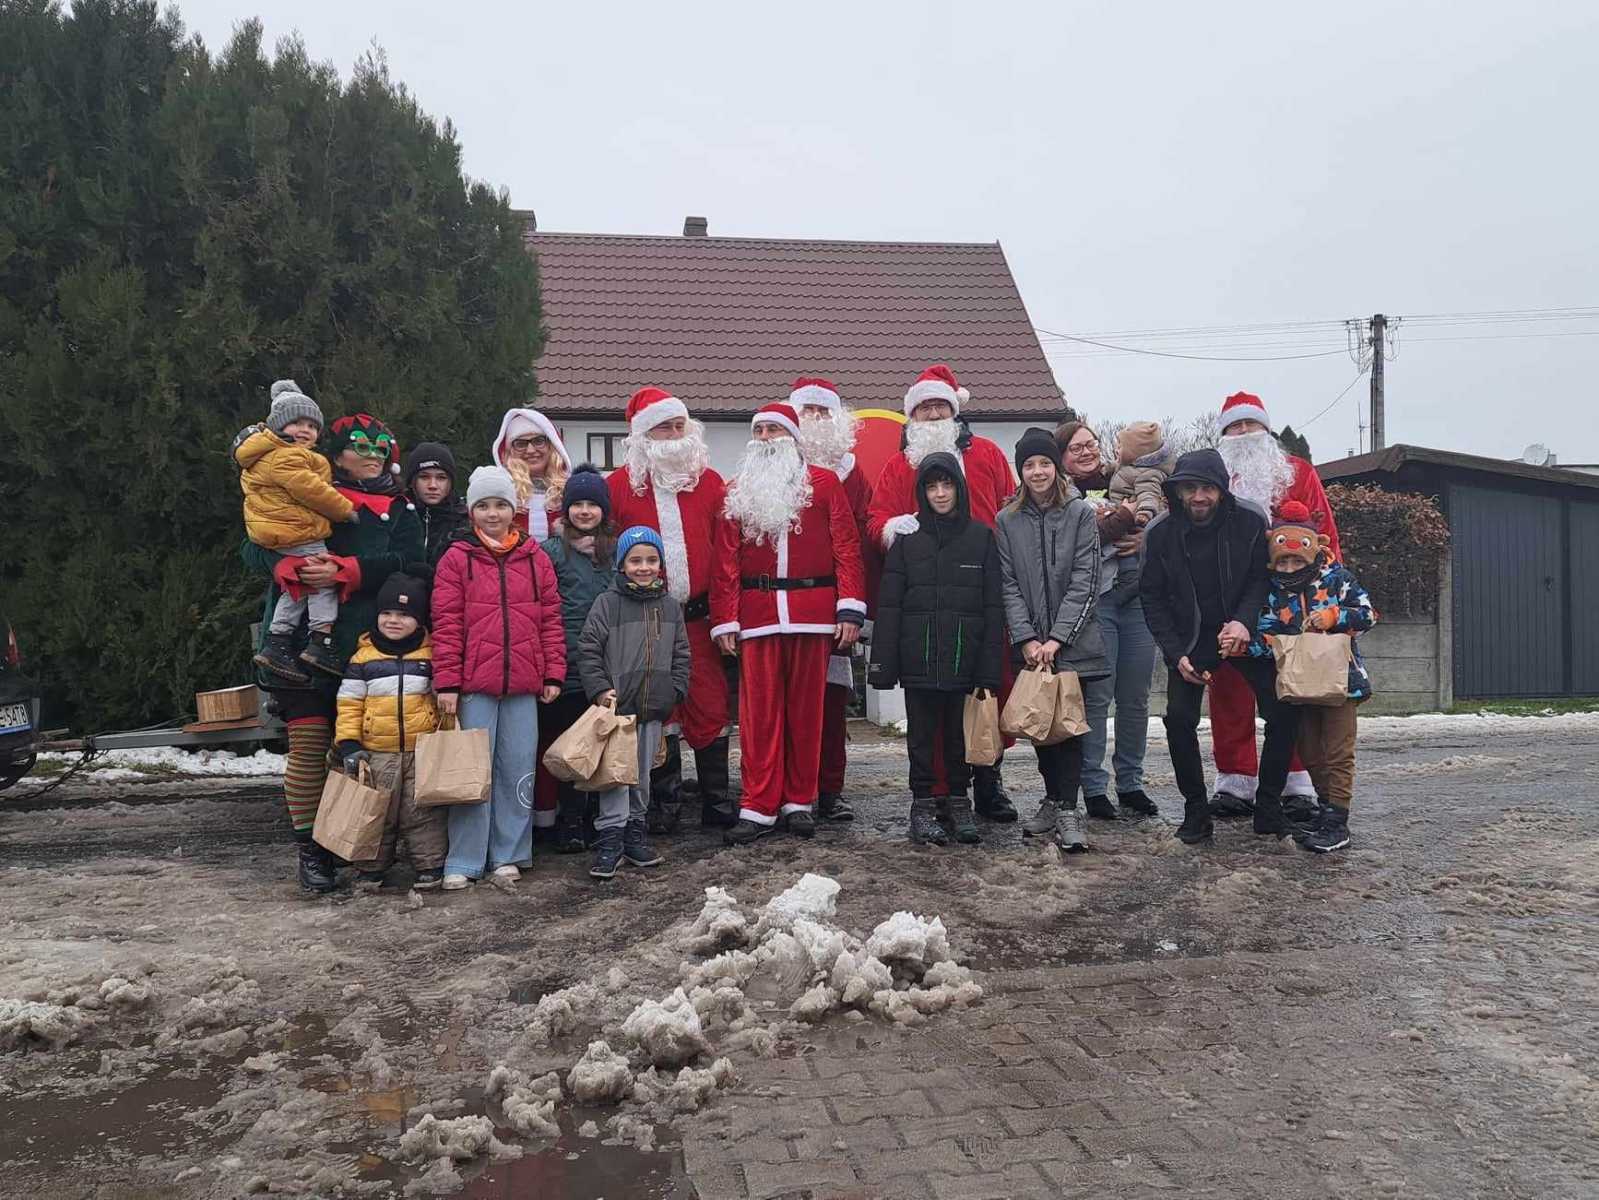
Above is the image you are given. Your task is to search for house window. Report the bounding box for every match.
[587,432,627,470]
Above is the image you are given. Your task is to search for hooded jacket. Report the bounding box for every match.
[994,477,1110,678]
[431,528,565,696]
[868,453,1003,692]
[578,578,692,722]
[234,426,355,549]
[1139,448,1271,672]
[543,534,618,698]
[403,442,470,566]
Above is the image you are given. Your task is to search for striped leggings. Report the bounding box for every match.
[284,717,332,833]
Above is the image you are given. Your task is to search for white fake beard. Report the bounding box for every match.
[1218,430,1296,514]
[904,417,960,468]
[797,408,858,471]
[625,419,711,495]
[724,438,812,545]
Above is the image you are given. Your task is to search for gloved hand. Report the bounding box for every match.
[884,513,919,545]
[336,743,371,776]
[1305,606,1341,632]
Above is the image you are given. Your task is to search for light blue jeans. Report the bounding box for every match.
[446,693,537,877]
[1080,583,1157,798]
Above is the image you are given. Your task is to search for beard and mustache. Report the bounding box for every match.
[904,417,960,468]
[724,437,813,545]
[797,408,858,471]
[1218,430,1296,514]
[624,419,711,494]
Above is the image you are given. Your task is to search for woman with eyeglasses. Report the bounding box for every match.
[239,411,425,894]
[1047,418,1162,829]
[490,407,573,541]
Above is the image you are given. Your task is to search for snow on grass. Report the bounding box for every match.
[36,746,286,781]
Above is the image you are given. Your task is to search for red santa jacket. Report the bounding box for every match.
[710,467,867,640]
[837,456,881,618]
[866,434,1015,548]
[607,465,727,614]
[1285,456,1341,562]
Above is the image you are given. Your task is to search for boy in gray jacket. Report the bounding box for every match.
[578,526,692,878]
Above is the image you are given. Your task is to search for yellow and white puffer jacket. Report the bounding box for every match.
[335,634,439,753]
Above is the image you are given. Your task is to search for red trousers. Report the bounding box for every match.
[819,683,849,796]
[1209,660,1311,794]
[677,618,731,751]
[737,634,830,823]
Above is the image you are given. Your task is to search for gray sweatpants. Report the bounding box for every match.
[594,718,662,831]
[269,539,339,633]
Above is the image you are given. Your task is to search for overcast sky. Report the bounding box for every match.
[174,0,1599,462]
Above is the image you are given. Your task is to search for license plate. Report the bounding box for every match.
[0,702,30,734]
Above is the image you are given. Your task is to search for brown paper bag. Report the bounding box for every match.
[543,698,620,782]
[312,761,389,862]
[578,712,640,792]
[1271,633,1353,706]
[963,689,1002,766]
[1000,664,1059,744]
[413,715,492,807]
[1048,670,1089,740]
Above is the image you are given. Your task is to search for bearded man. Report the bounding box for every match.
[1210,391,1342,818]
[865,364,1019,822]
[711,403,867,846]
[792,376,874,824]
[606,387,734,828]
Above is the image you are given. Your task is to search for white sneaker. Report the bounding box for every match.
[492,864,522,882]
[441,874,472,891]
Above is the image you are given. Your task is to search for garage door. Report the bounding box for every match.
[1570,501,1599,695]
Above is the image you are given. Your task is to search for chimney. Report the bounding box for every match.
[683,215,708,238]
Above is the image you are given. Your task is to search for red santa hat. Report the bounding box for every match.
[626,386,690,438]
[750,402,801,439]
[490,407,572,471]
[1220,391,1272,434]
[903,364,969,418]
[788,376,841,413]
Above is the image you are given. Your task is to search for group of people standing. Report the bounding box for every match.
[235,365,1372,896]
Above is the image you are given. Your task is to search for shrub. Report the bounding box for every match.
[1324,484,1450,616]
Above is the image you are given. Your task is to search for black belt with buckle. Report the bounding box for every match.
[683,594,711,622]
[740,574,837,591]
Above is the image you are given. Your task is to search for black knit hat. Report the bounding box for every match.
[402,441,457,490]
[564,463,612,522]
[374,572,430,628]
[1014,426,1064,478]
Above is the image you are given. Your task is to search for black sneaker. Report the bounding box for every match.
[1021,799,1059,838]
[1253,796,1287,838]
[622,818,664,867]
[1302,806,1351,854]
[816,793,855,822]
[782,810,817,839]
[298,630,344,678]
[590,829,624,878]
[946,795,981,844]
[1210,791,1255,819]
[255,631,311,685]
[1117,789,1160,818]
[412,869,443,891]
[1083,793,1118,821]
[723,819,771,847]
[908,797,947,846]
[296,839,338,893]
[1174,801,1214,845]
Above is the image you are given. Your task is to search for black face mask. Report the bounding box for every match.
[1272,562,1319,592]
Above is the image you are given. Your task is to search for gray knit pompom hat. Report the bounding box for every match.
[266,379,325,435]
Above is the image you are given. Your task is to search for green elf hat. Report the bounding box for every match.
[328,413,402,476]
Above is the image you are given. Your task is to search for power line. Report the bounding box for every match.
[1034,328,1351,363]
[1298,370,1369,431]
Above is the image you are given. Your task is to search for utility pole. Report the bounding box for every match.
[1369,313,1387,451]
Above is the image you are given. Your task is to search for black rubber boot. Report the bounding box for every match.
[1117,789,1160,818]
[254,631,310,685]
[1253,795,1287,838]
[298,629,345,678]
[817,792,854,822]
[296,835,338,894]
[723,818,771,847]
[647,735,683,835]
[1083,793,1118,820]
[590,828,623,879]
[783,809,817,838]
[909,796,948,846]
[1282,794,1320,829]
[623,818,663,867]
[1175,800,1214,845]
[972,764,1017,822]
[946,795,982,845]
[554,793,589,853]
[1210,790,1255,819]
[695,738,738,828]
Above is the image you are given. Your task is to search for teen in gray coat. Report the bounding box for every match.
[994,428,1110,849]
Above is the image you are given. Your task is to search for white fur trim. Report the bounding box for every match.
[491,407,572,471]
[710,621,740,640]
[789,383,840,412]
[751,410,801,440]
[834,452,856,482]
[739,807,779,826]
[1219,402,1271,433]
[903,378,960,416]
[779,802,815,816]
[1215,772,1256,799]
[836,598,866,616]
[1283,770,1316,799]
[738,622,835,639]
[826,654,854,688]
[630,396,689,437]
[532,809,556,828]
[775,529,791,629]
[654,485,692,603]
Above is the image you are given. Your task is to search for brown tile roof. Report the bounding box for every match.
[525,229,1066,420]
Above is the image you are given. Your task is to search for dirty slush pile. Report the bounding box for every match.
[0,870,981,1197]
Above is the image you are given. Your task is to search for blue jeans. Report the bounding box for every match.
[1080,584,1156,797]
[446,693,537,877]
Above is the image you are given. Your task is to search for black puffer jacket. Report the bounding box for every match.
[1140,448,1271,671]
[403,442,471,566]
[868,453,1003,692]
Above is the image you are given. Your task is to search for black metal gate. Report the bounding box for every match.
[1570,500,1599,695]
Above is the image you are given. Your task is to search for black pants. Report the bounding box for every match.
[1165,656,1301,807]
[1035,737,1084,805]
[904,689,971,798]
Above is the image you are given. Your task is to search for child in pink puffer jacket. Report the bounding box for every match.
[432,466,566,890]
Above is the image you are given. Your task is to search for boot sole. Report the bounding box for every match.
[589,865,619,879]
[623,854,664,867]
[254,655,311,684]
[1174,828,1214,844]
[1306,837,1350,853]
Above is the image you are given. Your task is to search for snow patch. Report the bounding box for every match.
[566,1039,633,1103]
[864,911,952,970]
[621,987,708,1067]
[0,998,92,1051]
[682,886,750,954]
[752,873,840,936]
[397,1114,521,1164]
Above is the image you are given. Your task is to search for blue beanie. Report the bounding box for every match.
[564,463,612,522]
[616,525,666,567]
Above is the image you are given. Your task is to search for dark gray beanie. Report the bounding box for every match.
[266,379,325,435]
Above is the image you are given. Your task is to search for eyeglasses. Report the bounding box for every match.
[1067,438,1100,453]
[348,433,393,458]
[510,435,550,452]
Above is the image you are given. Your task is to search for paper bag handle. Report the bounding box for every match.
[437,712,458,731]
[356,760,373,786]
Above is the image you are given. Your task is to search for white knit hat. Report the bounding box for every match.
[466,465,518,510]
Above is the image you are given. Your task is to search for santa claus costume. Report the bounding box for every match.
[792,376,876,823]
[606,388,736,826]
[1210,391,1343,815]
[711,404,867,844]
[865,365,1020,821]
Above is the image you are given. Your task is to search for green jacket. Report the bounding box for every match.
[541,536,617,697]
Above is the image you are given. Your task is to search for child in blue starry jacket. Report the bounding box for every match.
[1247,500,1376,854]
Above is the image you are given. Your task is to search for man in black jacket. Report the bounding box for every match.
[1140,449,1300,843]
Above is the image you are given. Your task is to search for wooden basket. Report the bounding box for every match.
[195,685,259,724]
